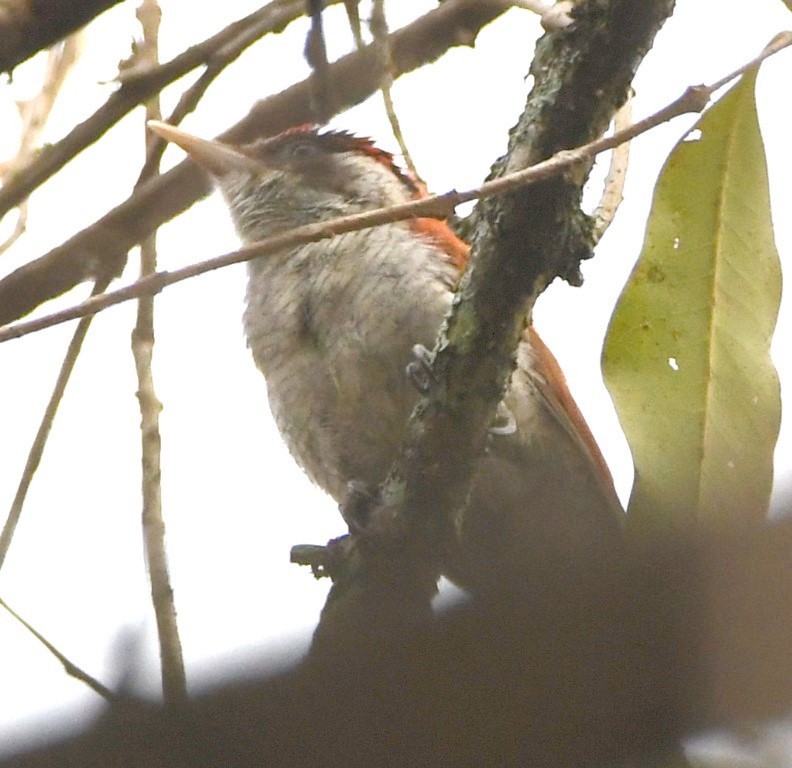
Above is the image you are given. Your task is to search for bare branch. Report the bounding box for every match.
[304,0,335,121]
[0,34,82,255]
[591,93,631,243]
[0,595,116,701]
[132,0,187,705]
[370,0,421,181]
[0,280,109,570]
[343,0,364,47]
[708,30,792,92]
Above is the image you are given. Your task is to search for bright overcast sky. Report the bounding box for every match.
[0,0,790,753]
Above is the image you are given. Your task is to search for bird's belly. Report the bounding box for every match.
[267,348,419,502]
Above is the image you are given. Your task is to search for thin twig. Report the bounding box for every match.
[370,0,420,181]
[591,93,632,244]
[0,209,26,256]
[0,279,109,570]
[2,49,777,346]
[0,595,116,701]
[0,31,97,569]
[141,0,320,181]
[0,0,342,221]
[708,30,792,93]
[304,0,335,121]
[343,0,364,47]
[16,37,83,151]
[0,34,81,254]
[132,0,187,705]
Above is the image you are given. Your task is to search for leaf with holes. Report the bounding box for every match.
[602,67,782,532]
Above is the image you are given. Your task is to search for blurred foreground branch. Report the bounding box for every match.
[4,522,792,767]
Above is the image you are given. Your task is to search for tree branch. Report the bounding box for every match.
[0,34,81,255]
[4,522,792,766]
[0,280,108,568]
[0,0,509,327]
[592,94,632,243]
[304,0,334,121]
[131,0,187,705]
[0,595,116,702]
[370,0,421,181]
[0,0,343,223]
[0,0,122,73]
[309,0,680,658]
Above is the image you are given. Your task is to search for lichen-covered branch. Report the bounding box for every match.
[310,0,679,658]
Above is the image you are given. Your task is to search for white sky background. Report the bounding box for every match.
[0,0,790,754]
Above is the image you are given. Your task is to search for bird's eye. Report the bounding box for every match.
[288,142,315,160]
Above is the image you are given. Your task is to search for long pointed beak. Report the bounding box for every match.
[147,120,256,177]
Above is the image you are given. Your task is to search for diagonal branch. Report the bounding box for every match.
[0,595,116,701]
[0,0,121,73]
[0,34,82,255]
[2,64,770,346]
[0,280,109,570]
[370,0,421,181]
[0,0,509,327]
[0,0,343,222]
[311,5,792,658]
[310,0,681,657]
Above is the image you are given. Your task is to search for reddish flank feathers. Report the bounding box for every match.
[288,126,612,490]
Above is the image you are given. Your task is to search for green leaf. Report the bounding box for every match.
[602,68,782,532]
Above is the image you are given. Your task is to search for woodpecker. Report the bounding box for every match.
[149,121,624,591]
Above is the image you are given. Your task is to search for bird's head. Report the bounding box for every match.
[148,121,418,242]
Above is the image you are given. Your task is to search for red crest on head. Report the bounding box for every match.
[264,125,420,196]
[262,125,470,271]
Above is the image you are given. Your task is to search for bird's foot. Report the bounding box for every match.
[339,479,379,534]
[489,402,517,437]
[406,343,437,393]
